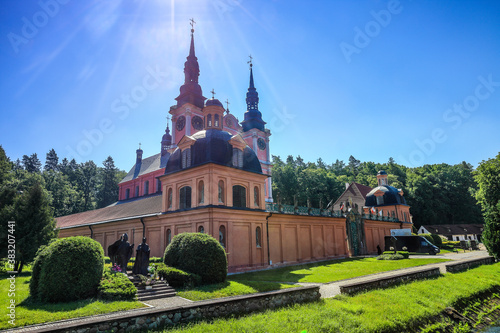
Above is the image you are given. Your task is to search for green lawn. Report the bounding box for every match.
[177,280,296,301]
[229,257,450,283]
[159,263,500,333]
[0,272,145,330]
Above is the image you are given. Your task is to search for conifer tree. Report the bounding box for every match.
[44,148,59,171]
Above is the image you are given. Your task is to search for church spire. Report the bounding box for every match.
[175,19,206,109]
[241,56,266,132]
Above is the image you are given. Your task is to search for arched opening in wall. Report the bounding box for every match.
[198,180,204,204]
[218,180,225,203]
[254,186,259,207]
[232,148,243,167]
[144,181,149,195]
[207,114,212,127]
[181,148,191,169]
[256,226,262,247]
[135,186,139,197]
[233,185,247,208]
[167,188,173,208]
[179,186,192,209]
[156,179,161,193]
[219,225,226,248]
[198,225,204,233]
[125,189,130,199]
[404,212,407,222]
[214,114,219,127]
[166,229,172,245]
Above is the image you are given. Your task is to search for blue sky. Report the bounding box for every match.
[1,0,499,172]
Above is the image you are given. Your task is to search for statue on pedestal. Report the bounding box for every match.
[133,237,151,275]
[108,233,134,273]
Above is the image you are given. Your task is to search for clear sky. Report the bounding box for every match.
[1,0,499,172]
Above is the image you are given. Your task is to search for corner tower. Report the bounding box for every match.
[240,57,273,203]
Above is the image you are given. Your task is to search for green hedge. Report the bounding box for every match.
[98,270,137,301]
[164,233,227,284]
[377,253,405,260]
[36,237,105,302]
[156,264,201,288]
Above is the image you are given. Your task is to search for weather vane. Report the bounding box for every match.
[190,18,196,33]
[247,55,253,69]
[210,88,216,99]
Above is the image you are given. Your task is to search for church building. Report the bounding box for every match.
[56,23,412,272]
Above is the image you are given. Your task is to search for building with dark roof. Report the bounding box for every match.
[418,224,484,242]
[56,23,412,272]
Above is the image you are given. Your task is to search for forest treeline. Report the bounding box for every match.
[1,147,126,218]
[271,155,483,226]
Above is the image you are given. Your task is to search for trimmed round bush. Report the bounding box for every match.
[29,244,52,300]
[38,236,105,302]
[98,270,137,301]
[156,264,201,288]
[164,233,227,284]
[430,234,443,248]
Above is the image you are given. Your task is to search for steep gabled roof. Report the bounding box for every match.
[56,194,163,229]
[332,182,373,207]
[419,224,484,236]
[119,153,170,184]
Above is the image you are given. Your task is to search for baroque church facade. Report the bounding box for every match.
[56,25,412,272]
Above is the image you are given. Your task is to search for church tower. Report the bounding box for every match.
[240,59,273,202]
[170,19,206,147]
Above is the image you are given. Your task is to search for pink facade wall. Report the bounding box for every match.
[118,168,165,200]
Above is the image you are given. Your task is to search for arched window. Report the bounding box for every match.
[218,180,225,203]
[166,229,172,245]
[135,186,139,197]
[167,188,173,208]
[404,212,407,222]
[198,225,204,233]
[125,189,130,199]
[181,148,191,169]
[157,179,161,193]
[256,226,262,247]
[179,186,192,209]
[198,180,204,204]
[254,186,260,207]
[232,148,243,167]
[214,114,219,127]
[376,195,384,205]
[207,114,212,127]
[144,181,149,195]
[233,185,246,208]
[219,225,226,248]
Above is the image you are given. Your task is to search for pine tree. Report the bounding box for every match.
[22,153,42,173]
[14,182,58,272]
[97,156,119,208]
[44,148,59,171]
[76,161,97,211]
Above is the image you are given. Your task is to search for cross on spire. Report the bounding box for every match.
[210,88,216,99]
[247,55,253,68]
[138,143,142,150]
[225,99,230,113]
[166,116,170,129]
[190,18,196,33]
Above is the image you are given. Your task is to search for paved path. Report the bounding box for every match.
[4,250,492,332]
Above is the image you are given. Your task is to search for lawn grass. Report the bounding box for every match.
[0,272,145,329]
[229,257,449,283]
[177,280,296,301]
[159,263,500,333]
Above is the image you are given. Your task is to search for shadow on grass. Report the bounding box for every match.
[19,296,101,312]
[229,257,370,283]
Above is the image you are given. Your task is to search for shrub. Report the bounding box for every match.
[382,251,409,259]
[37,236,105,302]
[98,270,137,301]
[156,264,201,288]
[377,253,404,260]
[430,234,442,248]
[164,233,227,284]
[29,244,52,300]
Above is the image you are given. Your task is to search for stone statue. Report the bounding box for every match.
[132,237,151,275]
[108,233,134,273]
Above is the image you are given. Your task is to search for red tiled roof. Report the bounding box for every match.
[353,182,373,198]
[56,194,163,229]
